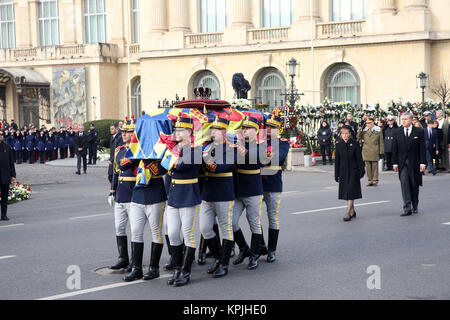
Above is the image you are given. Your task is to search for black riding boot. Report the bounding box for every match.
[233,229,251,265]
[143,242,163,280]
[197,235,207,265]
[164,235,175,270]
[248,234,262,270]
[259,229,268,257]
[205,235,222,274]
[123,242,144,281]
[267,229,280,263]
[214,239,234,278]
[110,236,129,270]
[167,245,183,285]
[175,246,196,287]
[206,224,221,258]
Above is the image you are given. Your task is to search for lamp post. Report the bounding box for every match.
[417,72,428,105]
[281,58,304,108]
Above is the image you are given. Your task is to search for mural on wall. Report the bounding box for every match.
[52,67,86,129]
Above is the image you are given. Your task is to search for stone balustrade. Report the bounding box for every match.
[248,27,290,43]
[317,20,365,38]
[185,33,223,48]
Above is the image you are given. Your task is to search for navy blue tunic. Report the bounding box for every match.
[131,160,167,205]
[262,138,290,193]
[111,145,136,203]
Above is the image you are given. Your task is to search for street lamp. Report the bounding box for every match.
[417,72,428,104]
[281,57,304,108]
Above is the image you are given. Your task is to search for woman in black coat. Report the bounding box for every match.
[334,126,365,222]
[317,120,333,165]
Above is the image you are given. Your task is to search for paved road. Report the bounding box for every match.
[1,161,450,300]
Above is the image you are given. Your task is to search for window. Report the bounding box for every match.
[0,0,15,49]
[257,67,286,108]
[331,0,368,21]
[132,78,141,117]
[325,63,360,106]
[38,0,60,46]
[262,0,294,28]
[199,0,227,33]
[132,0,139,43]
[84,0,107,43]
[194,71,221,99]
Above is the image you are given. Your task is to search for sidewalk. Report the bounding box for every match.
[45,157,109,168]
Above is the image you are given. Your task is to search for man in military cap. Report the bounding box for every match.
[166,114,202,287]
[260,114,290,263]
[357,117,384,186]
[383,115,398,171]
[123,158,167,282]
[109,118,136,272]
[232,116,269,270]
[199,116,236,278]
[88,123,98,165]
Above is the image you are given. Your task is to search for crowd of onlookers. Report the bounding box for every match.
[316,111,450,176]
[0,119,100,165]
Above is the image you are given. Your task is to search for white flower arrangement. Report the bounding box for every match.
[97,148,111,162]
[230,99,252,109]
[1,182,32,204]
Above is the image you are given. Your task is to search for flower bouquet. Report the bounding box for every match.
[0,182,32,204]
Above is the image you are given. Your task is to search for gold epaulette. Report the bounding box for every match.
[115,145,125,153]
[120,158,131,166]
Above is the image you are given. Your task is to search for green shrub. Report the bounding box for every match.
[84,119,121,148]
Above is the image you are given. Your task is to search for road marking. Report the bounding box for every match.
[69,213,112,220]
[0,223,24,229]
[442,222,450,225]
[291,200,391,215]
[37,274,172,300]
[0,255,17,260]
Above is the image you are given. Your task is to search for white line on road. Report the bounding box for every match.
[290,200,391,215]
[0,255,17,260]
[37,274,172,300]
[69,213,112,220]
[0,223,24,229]
[442,222,450,225]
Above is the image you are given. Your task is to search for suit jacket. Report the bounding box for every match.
[74,133,89,156]
[0,142,16,185]
[424,127,439,152]
[108,133,123,176]
[392,126,426,186]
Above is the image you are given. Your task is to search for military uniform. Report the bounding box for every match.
[261,114,290,263]
[88,125,98,164]
[357,118,384,186]
[124,159,168,282]
[109,120,136,272]
[232,116,269,270]
[199,116,236,278]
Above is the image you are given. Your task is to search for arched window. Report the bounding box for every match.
[132,78,141,117]
[256,68,286,108]
[331,0,368,21]
[262,0,294,28]
[199,0,227,33]
[325,63,360,106]
[194,71,221,99]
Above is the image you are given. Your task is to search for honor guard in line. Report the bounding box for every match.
[260,114,290,263]
[123,159,168,282]
[109,118,136,272]
[232,116,269,270]
[166,115,202,287]
[199,116,237,278]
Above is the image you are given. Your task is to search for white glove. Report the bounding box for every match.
[108,195,115,206]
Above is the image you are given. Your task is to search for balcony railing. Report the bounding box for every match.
[0,43,118,62]
[185,32,223,47]
[317,20,365,38]
[248,27,290,43]
[129,44,140,54]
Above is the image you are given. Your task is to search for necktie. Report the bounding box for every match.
[405,128,409,137]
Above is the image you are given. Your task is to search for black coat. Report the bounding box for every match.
[334,138,365,200]
[317,126,332,146]
[392,126,426,186]
[74,133,89,156]
[383,125,397,153]
[0,142,16,185]
[108,133,124,176]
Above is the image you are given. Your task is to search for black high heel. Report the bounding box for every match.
[343,216,352,222]
[351,210,356,219]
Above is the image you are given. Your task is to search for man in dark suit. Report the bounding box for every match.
[74,127,89,175]
[392,112,426,216]
[0,131,16,221]
[87,123,98,165]
[108,123,123,183]
[424,120,439,175]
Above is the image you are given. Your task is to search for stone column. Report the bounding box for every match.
[14,0,32,48]
[370,0,397,15]
[230,0,252,26]
[169,0,190,32]
[295,0,320,22]
[60,0,77,45]
[108,0,126,47]
[28,0,38,46]
[366,0,397,35]
[404,0,428,10]
[147,0,168,33]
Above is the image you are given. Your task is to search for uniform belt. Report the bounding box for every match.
[172,178,198,184]
[198,174,205,178]
[119,177,136,182]
[237,169,261,174]
[205,172,233,178]
[263,166,282,171]
[152,175,163,179]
